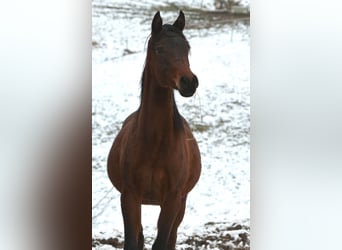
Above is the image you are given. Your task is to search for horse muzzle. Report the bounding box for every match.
[178,75,199,97]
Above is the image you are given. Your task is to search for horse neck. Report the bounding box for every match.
[137,67,183,143]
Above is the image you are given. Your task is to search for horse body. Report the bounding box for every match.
[108,88,200,205]
[107,11,201,250]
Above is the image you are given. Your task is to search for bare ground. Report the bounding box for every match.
[92,222,250,250]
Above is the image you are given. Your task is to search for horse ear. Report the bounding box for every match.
[173,10,185,31]
[152,11,162,34]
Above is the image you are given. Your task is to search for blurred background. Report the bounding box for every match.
[2,1,341,250]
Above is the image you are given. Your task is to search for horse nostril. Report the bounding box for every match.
[180,76,190,90]
[179,76,198,97]
[192,75,199,88]
[180,76,198,89]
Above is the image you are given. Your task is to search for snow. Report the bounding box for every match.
[92,0,249,248]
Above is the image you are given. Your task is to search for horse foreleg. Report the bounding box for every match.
[120,192,143,250]
[152,192,182,250]
[138,225,144,250]
[167,196,186,250]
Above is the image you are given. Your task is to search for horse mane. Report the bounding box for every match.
[172,97,184,131]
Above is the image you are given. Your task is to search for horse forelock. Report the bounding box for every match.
[148,24,187,45]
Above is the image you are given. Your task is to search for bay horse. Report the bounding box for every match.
[107,11,201,250]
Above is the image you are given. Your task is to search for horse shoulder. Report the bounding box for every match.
[179,117,201,192]
[107,111,138,192]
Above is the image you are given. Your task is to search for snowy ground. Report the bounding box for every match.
[92,1,250,249]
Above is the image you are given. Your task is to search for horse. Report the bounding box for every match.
[107,11,201,250]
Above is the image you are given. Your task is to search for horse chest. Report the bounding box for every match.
[131,149,187,204]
